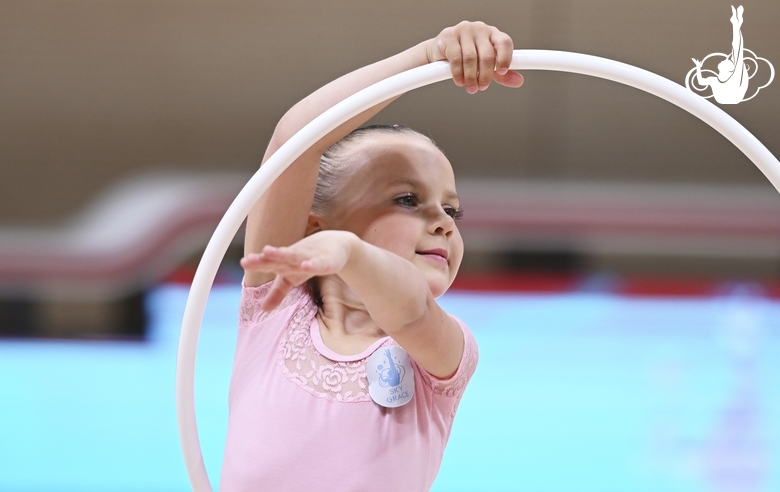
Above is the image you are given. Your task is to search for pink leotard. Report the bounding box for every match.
[219,283,479,491]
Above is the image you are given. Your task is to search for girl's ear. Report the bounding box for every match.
[305,213,326,237]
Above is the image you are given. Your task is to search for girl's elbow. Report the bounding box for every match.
[395,292,438,333]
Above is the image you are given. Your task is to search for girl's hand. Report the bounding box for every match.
[427,21,524,94]
[240,231,357,311]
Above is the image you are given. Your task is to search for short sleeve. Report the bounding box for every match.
[417,315,479,398]
[238,281,313,329]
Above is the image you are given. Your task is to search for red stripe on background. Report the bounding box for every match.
[450,272,582,293]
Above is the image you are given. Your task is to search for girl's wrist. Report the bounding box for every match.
[421,38,437,64]
[401,39,436,68]
[336,230,361,266]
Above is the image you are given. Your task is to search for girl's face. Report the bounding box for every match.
[322,133,464,297]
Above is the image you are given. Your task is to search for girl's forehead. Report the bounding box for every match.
[348,134,454,177]
[346,142,457,196]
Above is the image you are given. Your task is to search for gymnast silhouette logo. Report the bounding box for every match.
[685,5,774,104]
[376,348,406,387]
[366,346,414,407]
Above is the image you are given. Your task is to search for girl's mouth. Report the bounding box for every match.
[416,248,449,265]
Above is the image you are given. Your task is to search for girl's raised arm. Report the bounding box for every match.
[244,44,426,287]
[244,21,522,287]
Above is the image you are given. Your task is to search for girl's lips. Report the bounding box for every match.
[417,248,449,264]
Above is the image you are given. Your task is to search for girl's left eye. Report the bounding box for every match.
[445,206,465,220]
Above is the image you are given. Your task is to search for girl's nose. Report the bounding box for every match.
[428,208,455,236]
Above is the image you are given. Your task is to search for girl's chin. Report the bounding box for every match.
[426,277,452,298]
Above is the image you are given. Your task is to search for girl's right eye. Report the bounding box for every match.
[395,193,419,208]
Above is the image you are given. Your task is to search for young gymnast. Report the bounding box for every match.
[220,21,524,491]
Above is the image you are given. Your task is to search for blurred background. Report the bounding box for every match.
[1,0,779,491]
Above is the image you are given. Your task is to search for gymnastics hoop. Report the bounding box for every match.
[176,50,780,492]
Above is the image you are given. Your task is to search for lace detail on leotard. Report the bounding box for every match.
[239,282,308,327]
[241,283,388,403]
[241,283,474,404]
[278,302,394,403]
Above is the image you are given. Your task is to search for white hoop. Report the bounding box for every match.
[175,50,780,492]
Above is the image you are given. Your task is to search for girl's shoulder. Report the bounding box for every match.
[239,281,315,328]
[414,314,479,398]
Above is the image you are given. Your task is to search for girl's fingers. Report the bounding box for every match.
[240,253,265,267]
[300,259,321,272]
[438,22,519,94]
[242,252,310,275]
[300,258,332,276]
[475,35,497,90]
[261,275,295,311]
[252,245,306,265]
[261,272,313,311]
[458,31,480,94]
[243,249,338,280]
[492,29,514,75]
[445,39,465,88]
[493,70,524,88]
[241,254,276,271]
[253,261,309,276]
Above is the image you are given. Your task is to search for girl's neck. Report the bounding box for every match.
[316,276,388,355]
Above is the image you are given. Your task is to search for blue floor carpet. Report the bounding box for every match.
[1,284,778,491]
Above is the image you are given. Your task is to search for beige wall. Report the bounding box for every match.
[2,0,779,224]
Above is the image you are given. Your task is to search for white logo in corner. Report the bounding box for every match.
[685,5,774,104]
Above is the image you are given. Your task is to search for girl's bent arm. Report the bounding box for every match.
[336,236,464,379]
[242,231,464,378]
